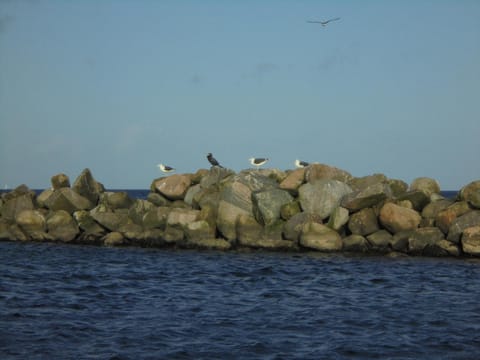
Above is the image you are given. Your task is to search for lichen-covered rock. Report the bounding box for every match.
[461,226,480,256]
[73,210,106,238]
[51,173,70,190]
[379,202,421,234]
[185,220,216,241]
[390,230,414,252]
[327,206,349,232]
[435,201,471,234]
[388,179,409,197]
[102,232,125,246]
[410,177,441,197]
[280,201,301,221]
[447,211,480,244]
[421,199,454,220]
[341,183,390,212]
[279,168,305,192]
[153,174,192,200]
[128,199,155,225]
[347,208,379,236]
[408,227,445,254]
[199,167,234,189]
[90,208,130,232]
[395,191,430,211]
[1,193,35,221]
[15,209,46,235]
[459,181,480,209]
[236,214,263,245]
[147,192,170,207]
[186,237,231,250]
[184,184,202,208]
[348,174,387,192]
[252,189,293,226]
[99,192,134,210]
[216,200,250,241]
[72,168,104,205]
[300,222,342,252]
[142,207,171,230]
[46,210,79,242]
[166,208,200,228]
[366,230,392,252]
[305,163,353,183]
[298,180,352,219]
[342,234,370,253]
[283,212,323,242]
[43,188,93,214]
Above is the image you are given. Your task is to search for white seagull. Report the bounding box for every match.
[249,157,269,169]
[157,164,175,173]
[295,159,310,168]
[306,17,341,26]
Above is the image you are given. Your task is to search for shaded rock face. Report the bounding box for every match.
[408,227,445,254]
[47,210,79,242]
[342,234,370,253]
[435,202,471,234]
[379,203,421,234]
[447,211,480,244]
[348,208,379,236]
[298,180,352,219]
[279,168,305,193]
[341,183,390,212]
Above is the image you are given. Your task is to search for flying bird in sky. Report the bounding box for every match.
[306,17,341,26]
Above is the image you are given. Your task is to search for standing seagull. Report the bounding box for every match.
[249,157,269,169]
[207,153,224,168]
[295,159,310,168]
[306,17,341,26]
[157,164,175,173]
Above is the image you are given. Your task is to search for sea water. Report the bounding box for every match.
[1,241,480,359]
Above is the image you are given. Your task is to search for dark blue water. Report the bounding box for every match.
[2,241,480,359]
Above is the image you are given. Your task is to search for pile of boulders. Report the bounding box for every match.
[1,164,480,257]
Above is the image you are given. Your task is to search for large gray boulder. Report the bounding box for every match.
[128,199,156,225]
[390,230,414,252]
[379,202,421,234]
[461,226,480,256]
[283,212,324,242]
[347,207,379,236]
[153,174,193,200]
[342,234,370,253]
[43,188,93,214]
[72,168,104,205]
[252,189,293,226]
[421,199,454,220]
[305,163,353,183]
[1,193,35,222]
[409,177,441,197]
[15,209,46,238]
[46,210,79,242]
[435,201,471,234]
[51,173,70,190]
[216,200,250,241]
[327,206,349,232]
[447,211,480,244]
[184,220,216,241]
[199,167,234,189]
[99,192,134,210]
[90,206,130,232]
[279,168,305,193]
[73,210,107,239]
[142,207,171,230]
[341,183,390,212]
[459,181,480,209]
[348,174,387,192]
[366,230,392,252]
[408,227,446,254]
[299,222,343,252]
[298,179,352,219]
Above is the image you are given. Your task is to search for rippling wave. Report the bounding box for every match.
[1,241,480,359]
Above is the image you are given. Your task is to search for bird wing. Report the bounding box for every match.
[324,17,340,24]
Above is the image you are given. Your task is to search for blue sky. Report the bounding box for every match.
[1,1,479,190]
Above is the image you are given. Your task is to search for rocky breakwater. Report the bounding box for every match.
[1,165,480,257]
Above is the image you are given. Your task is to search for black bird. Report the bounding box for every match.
[207,153,224,168]
[306,17,341,26]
